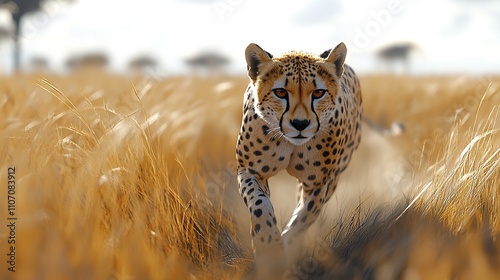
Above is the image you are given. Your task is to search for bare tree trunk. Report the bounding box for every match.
[13,15,21,74]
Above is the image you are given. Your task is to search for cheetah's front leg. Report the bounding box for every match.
[281,179,338,248]
[237,169,283,256]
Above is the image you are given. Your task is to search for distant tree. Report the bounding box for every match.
[29,55,48,71]
[128,55,158,72]
[0,25,11,40]
[185,50,230,75]
[376,42,419,73]
[0,0,42,72]
[0,26,12,72]
[0,0,74,72]
[65,52,108,71]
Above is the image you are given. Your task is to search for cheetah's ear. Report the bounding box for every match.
[245,43,273,82]
[322,42,347,77]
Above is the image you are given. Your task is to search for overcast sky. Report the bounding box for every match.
[0,0,499,74]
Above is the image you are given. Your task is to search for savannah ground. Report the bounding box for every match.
[0,71,498,279]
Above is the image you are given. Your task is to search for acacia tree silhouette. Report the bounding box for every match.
[0,0,73,72]
[185,50,230,76]
[0,0,41,72]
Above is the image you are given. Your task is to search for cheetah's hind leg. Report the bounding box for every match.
[363,116,405,136]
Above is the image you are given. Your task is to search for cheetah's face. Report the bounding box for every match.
[245,43,347,146]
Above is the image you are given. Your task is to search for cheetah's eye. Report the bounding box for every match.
[312,89,326,99]
[272,88,288,99]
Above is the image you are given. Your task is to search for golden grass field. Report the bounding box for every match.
[0,71,498,279]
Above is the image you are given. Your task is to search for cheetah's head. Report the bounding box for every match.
[245,42,347,146]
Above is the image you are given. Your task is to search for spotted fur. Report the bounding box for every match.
[236,43,363,256]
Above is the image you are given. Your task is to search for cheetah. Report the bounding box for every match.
[236,42,363,259]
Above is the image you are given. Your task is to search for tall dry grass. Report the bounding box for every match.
[0,72,498,279]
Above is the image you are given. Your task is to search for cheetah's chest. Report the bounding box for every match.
[286,135,342,186]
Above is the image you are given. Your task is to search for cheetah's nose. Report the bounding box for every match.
[290,119,310,131]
